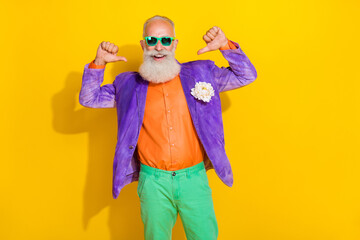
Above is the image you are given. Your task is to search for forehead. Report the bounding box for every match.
[145,19,174,37]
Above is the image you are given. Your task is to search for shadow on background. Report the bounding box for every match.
[52,44,232,240]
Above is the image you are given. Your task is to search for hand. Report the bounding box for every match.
[197,26,228,55]
[94,41,127,65]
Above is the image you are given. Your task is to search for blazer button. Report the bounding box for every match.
[129,145,134,149]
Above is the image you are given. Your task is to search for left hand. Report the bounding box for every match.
[197,26,228,55]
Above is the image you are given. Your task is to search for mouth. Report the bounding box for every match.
[152,54,166,61]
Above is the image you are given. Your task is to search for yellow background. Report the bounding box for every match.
[1,0,359,239]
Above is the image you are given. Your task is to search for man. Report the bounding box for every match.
[80,15,257,240]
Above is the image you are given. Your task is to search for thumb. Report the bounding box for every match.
[114,55,127,62]
[197,46,211,55]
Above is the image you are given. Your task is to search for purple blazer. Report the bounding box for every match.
[79,41,257,199]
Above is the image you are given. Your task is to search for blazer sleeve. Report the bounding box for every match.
[212,40,257,92]
[79,63,116,108]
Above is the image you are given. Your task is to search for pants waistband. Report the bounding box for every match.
[139,161,205,177]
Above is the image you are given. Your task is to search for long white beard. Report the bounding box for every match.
[139,47,181,83]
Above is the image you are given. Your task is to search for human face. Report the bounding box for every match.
[140,19,178,62]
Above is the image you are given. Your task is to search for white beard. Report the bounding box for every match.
[138,47,181,83]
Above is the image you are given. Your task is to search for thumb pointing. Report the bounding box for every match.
[115,56,127,62]
[197,46,210,55]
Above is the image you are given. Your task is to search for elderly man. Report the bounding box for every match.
[80,15,257,240]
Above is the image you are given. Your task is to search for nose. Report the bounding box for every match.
[155,40,163,51]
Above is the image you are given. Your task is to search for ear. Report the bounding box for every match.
[173,39,178,50]
[140,40,145,51]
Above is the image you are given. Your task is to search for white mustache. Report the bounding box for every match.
[145,49,171,57]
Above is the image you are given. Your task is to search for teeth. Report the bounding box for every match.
[154,55,164,58]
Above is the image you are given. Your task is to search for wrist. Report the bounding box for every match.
[94,58,106,66]
[219,39,230,50]
[89,59,106,69]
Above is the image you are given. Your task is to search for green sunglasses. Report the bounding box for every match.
[144,36,175,46]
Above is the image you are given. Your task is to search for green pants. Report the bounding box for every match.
[137,161,219,240]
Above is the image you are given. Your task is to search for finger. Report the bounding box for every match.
[104,42,110,51]
[101,41,107,50]
[197,46,211,55]
[102,41,108,50]
[106,42,111,51]
[212,26,220,33]
[217,27,224,36]
[203,34,212,42]
[209,28,217,37]
[109,44,117,54]
[113,45,119,54]
[115,56,127,62]
[206,31,215,40]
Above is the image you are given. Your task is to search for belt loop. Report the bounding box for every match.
[186,169,190,179]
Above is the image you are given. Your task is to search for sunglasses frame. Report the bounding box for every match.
[144,36,175,46]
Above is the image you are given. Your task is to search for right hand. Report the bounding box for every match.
[94,41,127,65]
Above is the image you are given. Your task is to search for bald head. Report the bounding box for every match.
[143,15,175,38]
[140,15,178,53]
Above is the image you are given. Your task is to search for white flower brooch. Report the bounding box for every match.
[190,82,215,103]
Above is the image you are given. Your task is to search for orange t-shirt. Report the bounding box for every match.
[88,39,237,170]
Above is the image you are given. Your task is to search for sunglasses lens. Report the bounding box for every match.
[146,37,157,46]
[161,37,172,46]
